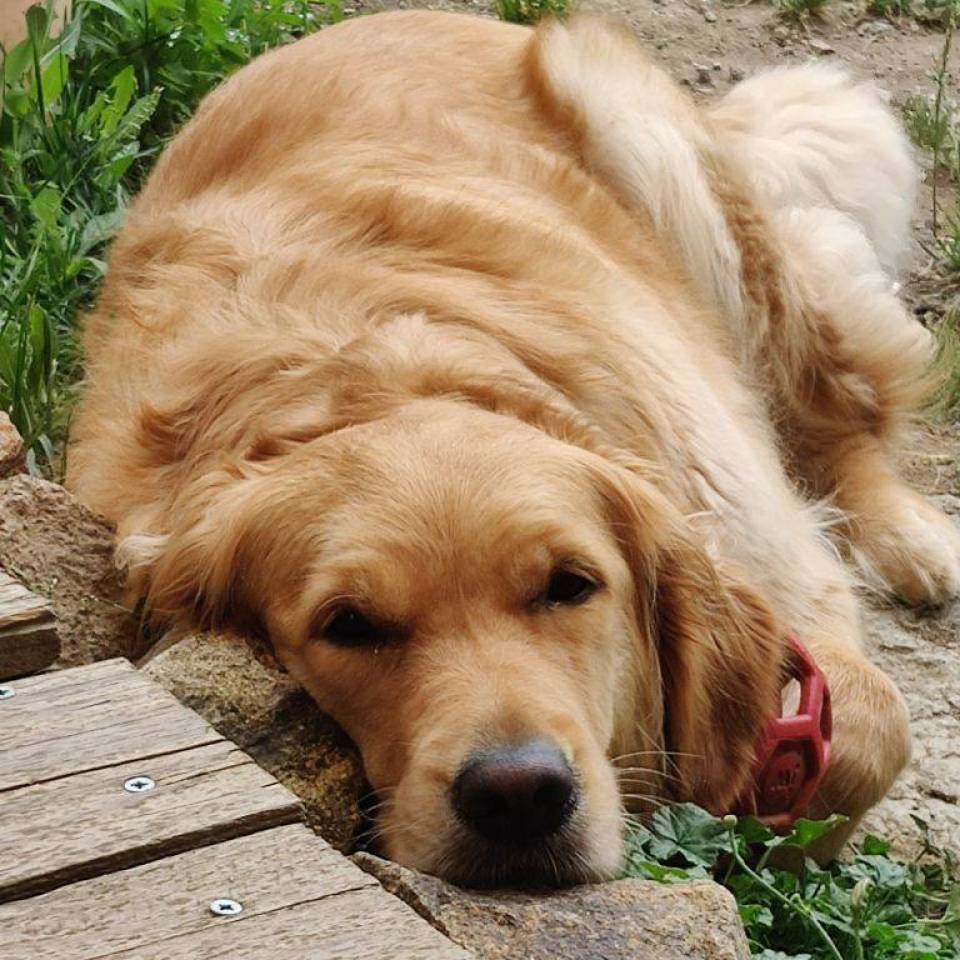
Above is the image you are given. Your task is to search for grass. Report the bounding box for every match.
[776,0,830,22]
[0,0,341,473]
[902,5,960,414]
[493,0,568,25]
[625,805,960,960]
[778,0,958,24]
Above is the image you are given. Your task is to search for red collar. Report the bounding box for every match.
[734,635,832,830]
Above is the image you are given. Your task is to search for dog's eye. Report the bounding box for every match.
[321,607,384,647]
[544,570,597,607]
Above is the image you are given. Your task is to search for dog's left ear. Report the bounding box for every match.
[654,544,784,812]
[584,451,785,812]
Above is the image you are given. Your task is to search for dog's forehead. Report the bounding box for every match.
[306,409,615,588]
[331,400,588,505]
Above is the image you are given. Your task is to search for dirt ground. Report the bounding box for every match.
[356,0,953,106]
[861,424,960,857]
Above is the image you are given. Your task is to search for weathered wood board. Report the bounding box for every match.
[0,572,59,680]
[0,824,470,960]
[0,658,300,901]
[0,657,222,790]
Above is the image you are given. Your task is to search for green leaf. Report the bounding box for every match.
[99,64,136,136]
[52,12,82,59]
[627,858,704,883]
[946,882,960,920]
[29,185,61,230]
[753,951,813,960]
[4,88,31,118]
[738,902,774,928]
[735,815,776,846]
[646,803,730,868]
[772,815,848,851]
[898,928,944,953]
[25,4,50,46]
[114,89,162,142]
[103,145,137,182]
[2,38,35,83]
[77,207,125,255]
[39,52,68,106]
[847,854,909,890]
[861,834,891,856]
[82,0,137,20]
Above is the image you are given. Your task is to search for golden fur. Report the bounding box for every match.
[68,12,958,885]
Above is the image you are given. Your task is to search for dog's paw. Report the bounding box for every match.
[852,494,960,607]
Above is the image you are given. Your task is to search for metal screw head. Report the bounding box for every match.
[209,898,243,917]
[123,775,155,794]
[0,686,15,700]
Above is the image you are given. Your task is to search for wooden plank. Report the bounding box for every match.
[0,658,222,790]
[0,740,301,902]
[0,825,469,960]
[0,572,59,680]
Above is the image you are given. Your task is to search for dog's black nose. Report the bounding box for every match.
[452,741,577,846]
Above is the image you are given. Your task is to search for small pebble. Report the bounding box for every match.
[704,9,718,22]
[693,63,714,86]
[858,19,894,37]
[728,66,745,82]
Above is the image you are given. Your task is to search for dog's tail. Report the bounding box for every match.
[709,63,917,281]
[527,17,934,440]
[527,16,748,330]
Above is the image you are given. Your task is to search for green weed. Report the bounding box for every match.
[625,804,960,960]
[0,0,340,472]
[934,309,960,418]
[775,0,830,22]
[494,0,569,25]
[868,0,912,16]
[903,5,960,413]
[903,93,956,163]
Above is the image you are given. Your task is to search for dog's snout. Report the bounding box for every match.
[452,740,577,846]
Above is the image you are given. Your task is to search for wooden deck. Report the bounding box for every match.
[0,658,469,959]
[0,572,59,680]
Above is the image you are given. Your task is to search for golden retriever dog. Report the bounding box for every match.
[67,11,959,886]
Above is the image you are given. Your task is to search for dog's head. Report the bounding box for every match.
[127,398,782,886]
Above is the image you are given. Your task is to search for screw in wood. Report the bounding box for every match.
[0,686,15,700]
[123,775,156,793]
[209,898,244,917]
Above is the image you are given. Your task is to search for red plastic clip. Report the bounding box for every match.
[734,635,832,830]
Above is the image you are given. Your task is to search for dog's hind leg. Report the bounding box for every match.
[710,65,960,607]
